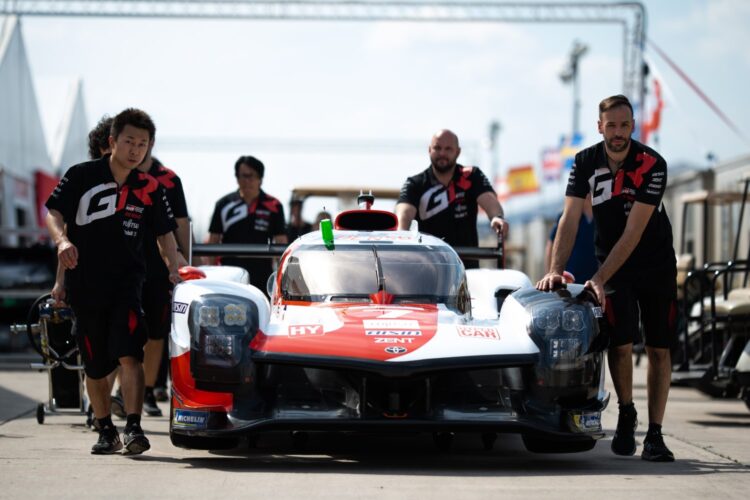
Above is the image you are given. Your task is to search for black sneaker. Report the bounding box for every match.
[611,403,638,456]
[153,386,169,402]
[123,424,151,455]
[642,432,675,462]
[143,391,163,417]
[111,389,126,420]
[91,428,122,455]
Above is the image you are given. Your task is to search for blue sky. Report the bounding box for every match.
[20,0,750,236]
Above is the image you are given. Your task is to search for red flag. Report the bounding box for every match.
[641,78,664,145]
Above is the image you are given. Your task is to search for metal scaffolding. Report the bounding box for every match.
[1,1,646,104]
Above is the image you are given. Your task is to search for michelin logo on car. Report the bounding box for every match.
[173,409,208,428]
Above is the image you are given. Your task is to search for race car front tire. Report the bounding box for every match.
[169,431,239,450]
[521,434,596,454]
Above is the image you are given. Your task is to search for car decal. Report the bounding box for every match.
[456,325,501,340]
[251,304,438,361]
[288,324,325,336]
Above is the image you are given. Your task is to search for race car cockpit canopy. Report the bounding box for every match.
[281,243,468,311]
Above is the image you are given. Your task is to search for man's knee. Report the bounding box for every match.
[118,356,142,370]
[646,346,670,365]
[609,343,633,359]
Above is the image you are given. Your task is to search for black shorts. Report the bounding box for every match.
[604,265,678,349]
[72,302,147,379]
[142,284,172,341]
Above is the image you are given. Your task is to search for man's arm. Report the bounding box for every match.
[46,209,78,270]
[52,261,66,304]
[156,232,182,284]
[396,202,417,230]
[585,201,655,307]
[476,191,508,238]
[536,196,584,291]
[173,217,192,266]
[50,222,68,304]
[544,239,553,274]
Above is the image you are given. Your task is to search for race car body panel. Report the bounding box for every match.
[254,303,540,364]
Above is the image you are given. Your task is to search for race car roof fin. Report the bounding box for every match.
[334,210,398,231]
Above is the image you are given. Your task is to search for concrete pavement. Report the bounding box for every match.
[0,355,748,499]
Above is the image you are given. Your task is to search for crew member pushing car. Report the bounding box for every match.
[537,95,678,462]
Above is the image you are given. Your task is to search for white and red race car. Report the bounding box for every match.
[169,201,609,453]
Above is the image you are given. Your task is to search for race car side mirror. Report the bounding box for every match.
[266,271,277,298]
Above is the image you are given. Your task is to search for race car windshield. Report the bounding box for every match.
[281,244,465,306]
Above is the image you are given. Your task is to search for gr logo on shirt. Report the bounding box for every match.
[418,185,449,220]
[220,200,248,232]
[589,168,613,206]
[76,183,118,225]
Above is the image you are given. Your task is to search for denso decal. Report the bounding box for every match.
[173,409,208,429]
[374,338,414,344]
[363,319,420,330]
[172,302,189,314]
[288,324,324,336]
[384,346,408,354]
[457,326,501,340]
[365,330,422,336]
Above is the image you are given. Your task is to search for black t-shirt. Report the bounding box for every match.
[566,140,676,281]
[45,156,177,307]
[143,159,189,287]
[208,190,286,290]
[398,165,495,248]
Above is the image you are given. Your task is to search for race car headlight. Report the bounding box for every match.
[532,308,585,332]
[189,294,258,372]
[530,304,592,364]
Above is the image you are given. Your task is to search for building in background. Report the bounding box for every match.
[0,15,88,247]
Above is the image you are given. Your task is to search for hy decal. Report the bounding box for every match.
[288,324,324,336]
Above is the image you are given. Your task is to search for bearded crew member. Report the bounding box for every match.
[537,95,678,462]
[396,129,507,268]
